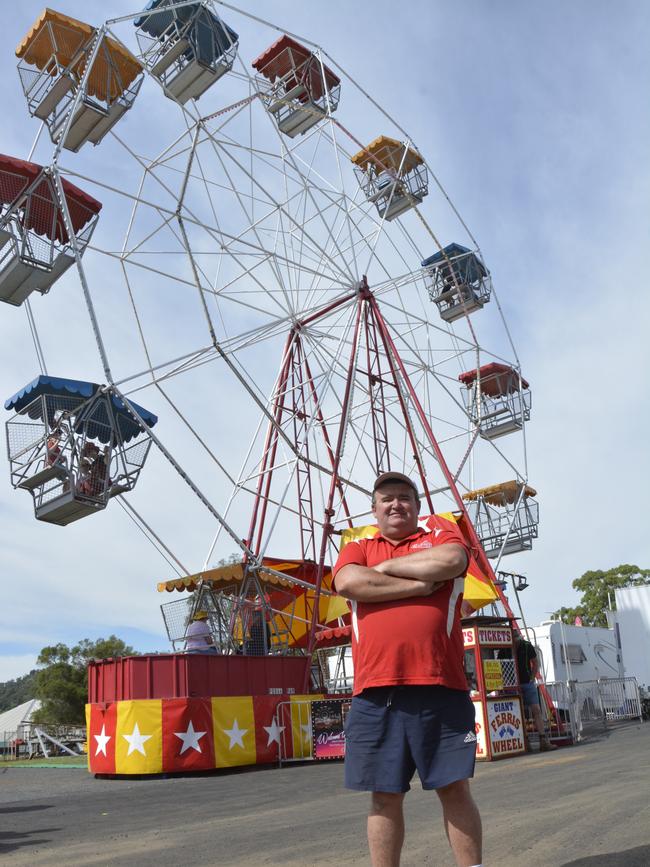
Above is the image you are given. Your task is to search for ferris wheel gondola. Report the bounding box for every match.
[16,8,144,152]
[5,375,157,525]
[0,154,101,306]
[135,0,239,104]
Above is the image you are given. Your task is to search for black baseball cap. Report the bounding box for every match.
[373,472,420,497]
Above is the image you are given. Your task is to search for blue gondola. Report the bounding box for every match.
[135,0,238,104]
[5,376,157,526]
[421,243,492,322]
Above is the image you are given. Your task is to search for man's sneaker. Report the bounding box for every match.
[539,739,558,752]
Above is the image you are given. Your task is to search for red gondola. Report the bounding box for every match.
[252,35,341,138]
[0,154,101,306]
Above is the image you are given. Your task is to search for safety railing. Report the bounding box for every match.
[544,677,642,741]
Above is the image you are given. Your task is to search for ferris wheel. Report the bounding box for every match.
[2,1,538,652]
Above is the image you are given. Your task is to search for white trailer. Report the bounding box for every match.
[526,620,622,684]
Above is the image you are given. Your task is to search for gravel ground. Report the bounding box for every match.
[1,722,649,866]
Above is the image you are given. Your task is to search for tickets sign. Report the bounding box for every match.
[477,627,512,646]
[462,628,476,647]
[486,698,525,757]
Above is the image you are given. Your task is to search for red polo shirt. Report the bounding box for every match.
[333,524,469,695]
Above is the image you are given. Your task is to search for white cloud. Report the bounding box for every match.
[0,655,37,683]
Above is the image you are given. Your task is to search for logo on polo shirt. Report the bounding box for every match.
[411,540,433,550]
[464,731,477,743]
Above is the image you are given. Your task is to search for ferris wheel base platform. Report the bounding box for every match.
[85,653,325,776]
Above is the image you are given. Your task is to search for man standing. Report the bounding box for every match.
[510,633,557,752]
[334,472,483,867]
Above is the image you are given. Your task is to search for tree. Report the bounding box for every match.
[32,636,136,726]
[553,564,650,627]
[0,670,37,713]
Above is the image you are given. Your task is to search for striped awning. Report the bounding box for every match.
[157,557,336,594]
[463,481,537,506]
[315,624,352,646]
[158,561,295,593]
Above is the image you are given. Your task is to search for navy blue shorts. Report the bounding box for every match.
[344,686,477,793]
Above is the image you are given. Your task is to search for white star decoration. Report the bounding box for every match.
[262,718,285,747]
[122,722,152,756]
[174,721,206,755]
[223,718,248,749]
[94,725,111,757]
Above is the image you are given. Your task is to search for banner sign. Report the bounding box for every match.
[311,699,350,759]
[483,659,504,691]
[486,697,525,757]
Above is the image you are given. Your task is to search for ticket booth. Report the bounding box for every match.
[462,616,526,760]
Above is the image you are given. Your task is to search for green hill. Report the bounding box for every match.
[0,670,37,712]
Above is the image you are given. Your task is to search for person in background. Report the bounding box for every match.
[46,427,63,466]
[184,609,216,653]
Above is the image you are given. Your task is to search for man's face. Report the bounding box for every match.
[372,482,420,540]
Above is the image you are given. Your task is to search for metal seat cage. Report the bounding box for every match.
[466,495,539,559]
[461,382,532,434]
[162,584,298,656]
[0,169,98,273]
[18,25,143,146]
[135,3,238,86]
[6,391,152,509]
[47,72,143,151]
[257,47,341,120]
[354,161,428,217]
[425,250,492,312]
[17,19,89,119]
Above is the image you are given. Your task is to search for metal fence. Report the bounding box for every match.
[544,677,642,740]
[1,723,86,759]
[276,700,313,765]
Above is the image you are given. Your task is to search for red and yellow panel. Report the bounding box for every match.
[86,693,322,775]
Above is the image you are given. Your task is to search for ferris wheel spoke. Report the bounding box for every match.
[205,129,355,291]
[196,135,298,313]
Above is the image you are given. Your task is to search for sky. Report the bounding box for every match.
[0,0,649,683]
